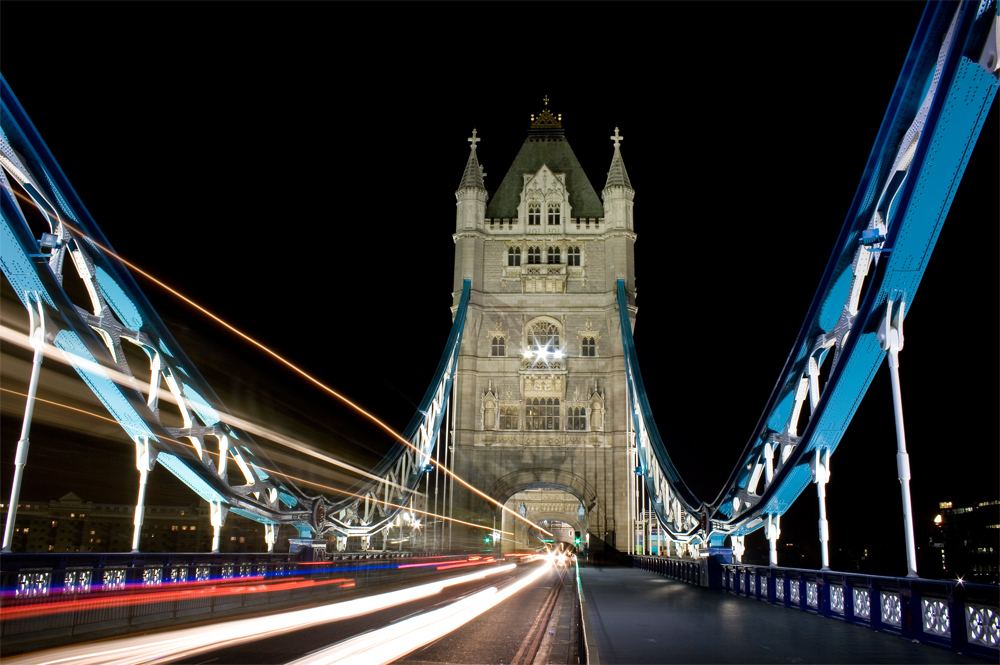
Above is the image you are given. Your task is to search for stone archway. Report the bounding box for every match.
[487,469,599,554]
[488,468,603,527]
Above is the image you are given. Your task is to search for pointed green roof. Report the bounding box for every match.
[485,129,604,219]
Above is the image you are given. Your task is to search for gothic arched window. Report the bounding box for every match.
[547,246,561,264]
[581,337,596,357]
[526,397,560,430]
[526,319,560,356]
[508,246,521,266]
[527,247,541,264]
[491,336,505,356]
[528,206,541,226]
[567,407,587,431]
[548,205,561,225]
[500,407,518,430]
[567,246,581,266]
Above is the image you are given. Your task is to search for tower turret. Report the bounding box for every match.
[601,127,634,231]
[601,127,636,297]
[454,129,488,294]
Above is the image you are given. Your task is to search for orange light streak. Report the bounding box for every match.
[0,385,520,540]
[257,466,513,536]
[0,325,406,492]
[10,190,551,537]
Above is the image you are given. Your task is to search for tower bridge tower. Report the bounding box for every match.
[450,99,636,555]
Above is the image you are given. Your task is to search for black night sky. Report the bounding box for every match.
[1,2,997,573]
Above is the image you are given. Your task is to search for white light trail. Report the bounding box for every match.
[0,324,407,492]
[287,560,552,665]
[3,564,518,665]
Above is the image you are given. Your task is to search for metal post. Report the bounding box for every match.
[732,535,745,564]
[265,523,276,552]
[447,384,456,551]
[811,449,831,570]
[3,301,45,553]
[131,436,154,552]
[131,468,148,552]
[626,388,634,556]
[434,395,451,551]
[210,500,223,553]
[879,300,918,578]
[422,471,428,550]
[766,514,780,566]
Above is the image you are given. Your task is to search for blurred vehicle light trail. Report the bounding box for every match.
[7,195,553,537]
[2,563,518,665]
[287,560,552,665]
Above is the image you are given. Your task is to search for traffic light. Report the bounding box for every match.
[484,534,491,545]
[574,531,581,546]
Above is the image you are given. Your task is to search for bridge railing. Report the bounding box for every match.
[0,550,471,653]
[630,554,1000,660]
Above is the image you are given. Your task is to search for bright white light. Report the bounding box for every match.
[287,561,552,665]
[537,348,547,360]
[4,564,518,665]
[553,349,563,360]
[523,349,532,358]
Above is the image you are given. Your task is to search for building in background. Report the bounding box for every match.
[1,493,275,553]
[926,499,999,585]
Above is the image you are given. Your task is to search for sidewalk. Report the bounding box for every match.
[577,565,984,664]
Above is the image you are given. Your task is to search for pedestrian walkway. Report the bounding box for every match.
[578,565,985,664]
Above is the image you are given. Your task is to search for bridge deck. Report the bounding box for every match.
[579,565,985,664]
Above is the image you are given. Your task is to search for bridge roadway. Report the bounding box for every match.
[579,564,986,664]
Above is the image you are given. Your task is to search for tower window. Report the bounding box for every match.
[548,205,561,225]
[526,398,560,430]
[491,337,505,356]
[528,206,541,226]
[547,246,561,264]
[527,247,541,264]
[508,247,521,266]
[500,407,518,430]
[567,407,587,431]
[581,337,596,357]
[567,246,581,266]
[527,320,560,355]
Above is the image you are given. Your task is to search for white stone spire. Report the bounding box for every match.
[604,127,632,189]
[602,126,635,231]
[457,128,487,191]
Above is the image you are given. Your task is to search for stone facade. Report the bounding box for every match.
[448,106,637,553]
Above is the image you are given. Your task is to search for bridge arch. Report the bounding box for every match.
[490,468,595,507]
[488,468,604,528]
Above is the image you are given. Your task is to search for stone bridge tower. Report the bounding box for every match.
[450,100,636,555]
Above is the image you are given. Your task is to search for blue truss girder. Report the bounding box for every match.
[1,72,472,543]
[619,0,998,545]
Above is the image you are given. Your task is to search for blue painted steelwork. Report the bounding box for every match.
[1,72,472,543]
[618,0,998,546]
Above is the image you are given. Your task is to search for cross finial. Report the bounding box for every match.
[543,95,549,107]
[610,127,623,148]
[468,128,480,150]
